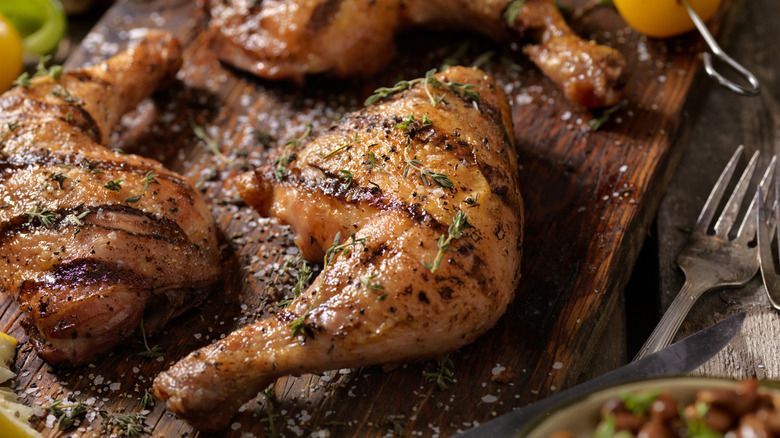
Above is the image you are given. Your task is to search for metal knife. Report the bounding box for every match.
[457,311,746,437]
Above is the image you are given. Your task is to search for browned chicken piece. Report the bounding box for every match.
[205,0,626,108]
[154,66,523,430]
[0,30,222,365]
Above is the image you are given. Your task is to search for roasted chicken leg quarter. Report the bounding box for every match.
[205,0,627,108]
[154,66,523,430]
[0,30,222,365]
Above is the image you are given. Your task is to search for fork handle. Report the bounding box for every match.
[632,278,714,361]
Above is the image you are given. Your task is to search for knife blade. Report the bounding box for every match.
[457,311,746,437]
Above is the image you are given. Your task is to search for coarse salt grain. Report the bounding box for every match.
[481,395,498,403]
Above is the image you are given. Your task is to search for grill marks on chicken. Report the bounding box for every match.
[154,66,523,430]
[205,0,626,107]
[0,30,222,365]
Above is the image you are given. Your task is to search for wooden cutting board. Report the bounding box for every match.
[0,0,739,436]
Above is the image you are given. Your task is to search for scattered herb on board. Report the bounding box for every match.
[423,354,455,390]
[589,99,628,131]
[136,321,162,359]
[44,399,89,431]
[100,411,151,438]
[386,415,408,436]
[26,204,57,227]
[364,68,480,107]
[140,388,154,408]
[192,123,233,165]
[423,210,469,273]
[274,123,313,180]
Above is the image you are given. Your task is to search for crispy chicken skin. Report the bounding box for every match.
[0,30,222,365]
[204,0,626,108]
[154,66,523,430]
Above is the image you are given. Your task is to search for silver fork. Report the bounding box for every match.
[634,145,772,361]
[757,156,780,308]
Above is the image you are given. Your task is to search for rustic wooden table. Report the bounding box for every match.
[3,0,777,437]
[648,0,780,379]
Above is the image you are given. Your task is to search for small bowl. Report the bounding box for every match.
[520,376,750,438]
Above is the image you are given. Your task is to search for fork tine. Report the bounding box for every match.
[694,145,744,233]
[735,155,776,244]
[758,167,780,309]
[713,149,759,238]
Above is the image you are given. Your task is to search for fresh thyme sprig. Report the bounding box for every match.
[126,171,159,203]
[140,388,154,408]
[423,210,469,273]
[26,204,57,227]
[588,99,628,131]
[45,399,89,431]
[365,69,480,107]
[67,208,92,236]
[360,274,384,291]
[51,85,82,105]
[34,55,64,79]
[277,259,313,308]
[274,123,313,180]
[403,158,454,188]
[504,0,528,24]
[136,321,162,359]
[423,354,455,390]
[192,123,233,165]
[104,179,123,192]
[289,232,367,338]
[320,142,351,160]
[464,193,481,208]
[13,72,31,88]
[338,169,355,188]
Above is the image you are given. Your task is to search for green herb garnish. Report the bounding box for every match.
[423,210,469,273]
[423,354,455,390]
[26,204,57,227]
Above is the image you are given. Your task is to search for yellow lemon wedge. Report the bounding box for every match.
[613,0,723,38]
[0,399,41,438]
[0,331,18,367]
[0,332,42,438]
[0,13,24,93]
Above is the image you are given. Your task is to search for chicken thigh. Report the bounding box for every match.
[205,0,626,108]
[0,30,222,365]
[154,66,523,430]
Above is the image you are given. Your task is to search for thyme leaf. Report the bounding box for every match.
[100,411,151,438]
[192,123,232,164]
[338,169,354,188]
[365,68,480,107]
[423,210,469,273]
[45,399,89,431]
[104,179,124,192]
[136,321,162,359]
[26,204,57,227]
[274,123,312,180]
[504,0,528,25]
[423,354,455,390]
[360,274,384,291]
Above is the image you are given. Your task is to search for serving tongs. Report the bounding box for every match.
[681,0,760,96]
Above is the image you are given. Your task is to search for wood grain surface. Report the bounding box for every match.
[0,0,740,436]
[654,0,780,380]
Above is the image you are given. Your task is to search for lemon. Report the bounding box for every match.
[0,331,18,366]
[613,0,723,38]
[0,399,41,438]
[0,13,24,93]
